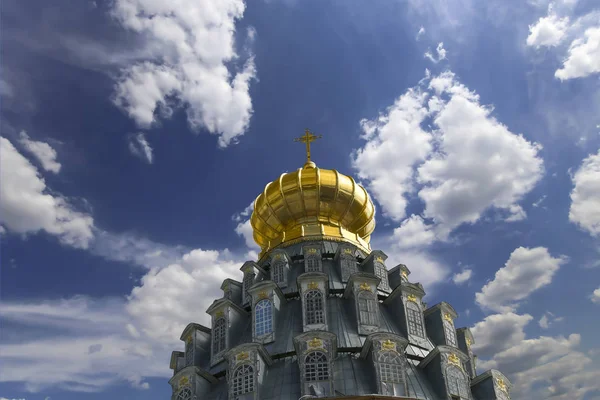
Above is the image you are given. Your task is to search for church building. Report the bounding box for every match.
[168,131,512,400]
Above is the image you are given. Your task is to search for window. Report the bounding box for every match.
[185,340,193,366]
[255,299,273,337]
[272,262,285,284]
[406,301,425,338]
[243,272,255,302]
[305,351,329,382]
[340,257,357,281]
[374,263,389,290]
[444,320,457,347]
[446,366,469,398]
[305,290,325,325]
[358,291,378,326]
[232,364,255,397]
[176,387,192,400]
[213,317,227,355]
[306,257,320,272]
[378,351,406,396]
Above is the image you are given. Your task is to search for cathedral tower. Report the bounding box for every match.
[168,131,512,400]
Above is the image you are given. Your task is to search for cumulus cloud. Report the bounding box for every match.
[526,13,570,48]
[233,202,260,251]
[555,26,600,80]
[416,26,425,40]
[18,131,61,173]
[0,137,94,248]
[353,71,543,238]
[0,246,248,393]
[569,150,600,236]
[471,312,533,358]
[128,132,153,163]
[591,287,600,304]
[391,215,437,249]
[475,247,567,313]
[111,0,256,147]
[538,311,563,329]
[452,268,472,285]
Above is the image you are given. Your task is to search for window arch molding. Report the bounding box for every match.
[232,363,255,397]
[304,289,325,325]
[406,300,425,338]
[176,386,192,400]
[212,317,227,356]
[254,299,273,337]
[446,365,469,399]
[357,290,378,326]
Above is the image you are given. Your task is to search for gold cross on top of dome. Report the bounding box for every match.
[294,129,322,165]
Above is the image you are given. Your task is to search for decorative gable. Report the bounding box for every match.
[359,250,390,292]
[344,272,380,335]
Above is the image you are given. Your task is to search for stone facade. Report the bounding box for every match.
[169,240,512,400]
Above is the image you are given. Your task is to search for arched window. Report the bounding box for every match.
[378,351,406,395]
[305,290,325,325]
[212,317,227,355]
[446,366,469,398]
[374,263,389,290]
[272,262,285,284]
[340,257,357,281]
[232,364,255,397]
[255,299,273,337]
[176,387,192,400]
[185,340,193,366]
[406,301,425,338]
[358,291,378,326]
[304,351,329,382]
[306,257,320,272]
[444,320,457,347]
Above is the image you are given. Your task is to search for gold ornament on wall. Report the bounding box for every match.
[381,339,396,351]
[179,376,189,387]
[343,248,353,255]
[407,294,417,302]
[375,256,384,263]
[307,248,318,254]
[236,352,250,362]
[359,282,372,292]
[308,337,324,349]
[216,310,225,318]
[308,281,319,290]
[257,291,269,300]
[448,353,462,368]
[443,313,453,322]
[401,270,408,279]
[496,377,508,393]
[466,337,472,348]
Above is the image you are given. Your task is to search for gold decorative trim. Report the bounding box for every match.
[178,376,189,387]
[308,337,324,349]
[466,337,472,348]
[496,377,508,393]
[343,248,354,255]
[375,256,384,263]
[307,248,318,254]
[443,313,453,322]
[273,253,282,260]
[448,353,462,369]
[407,294,417,302]
[401,270,408,279]
[359,282,372,292]
[257,291,269,300]
[216,310,225,318]
[381,339,396,351]
[236,352,250,362]
[307,281,319,290]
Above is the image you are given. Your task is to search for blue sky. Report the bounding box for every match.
[1,0,600,399]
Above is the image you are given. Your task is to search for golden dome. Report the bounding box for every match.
[250,161,376,258]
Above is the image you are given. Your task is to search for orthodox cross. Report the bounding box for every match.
[294,129,322,163]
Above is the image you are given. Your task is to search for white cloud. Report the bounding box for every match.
[472,311,600,399]
[475,247,567,313]
[234,203,260,251]
[0,137,94,248]
[391,215,437,249]
[569,150,600,236]
[417,72,543,236]
[526,13,570,48]
[128,132,153,163]
[111,0,256,147]
[424,42,447,63]
[452,268,472,285]
[0,246,248,393]
[591,287,600,304]
[539,313,550,329]
[352,87,432,221]
[416,26,425,40]
[17,131,61,174]
[538,311,563,329]
[471,312,533,358]
[556,26,600,80]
